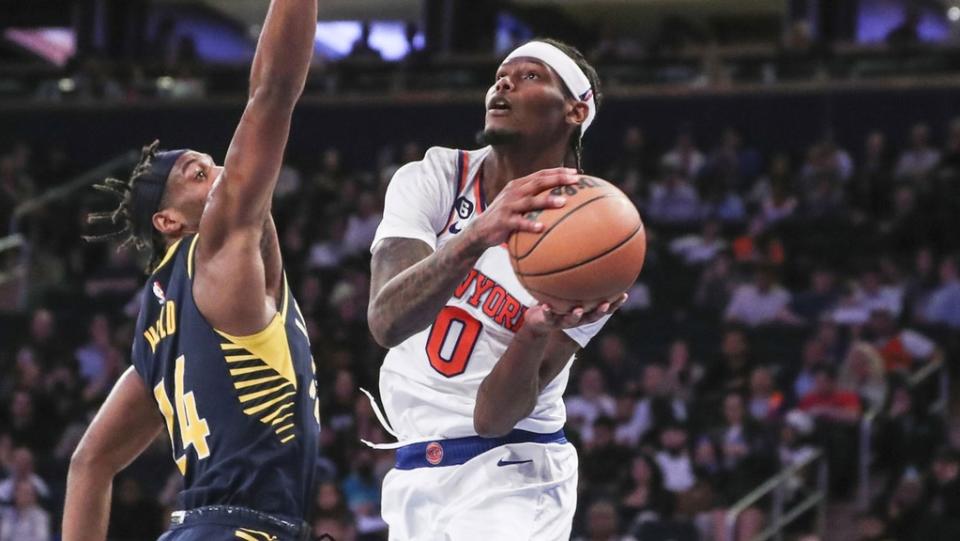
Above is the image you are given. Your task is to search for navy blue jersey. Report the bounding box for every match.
[131,234,319,522]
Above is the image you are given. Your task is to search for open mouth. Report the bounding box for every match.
[488,96,512,112]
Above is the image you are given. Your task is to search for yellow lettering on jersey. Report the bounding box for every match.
[144,300,178,354]
[175,355,211,460]
[153,354,211,476]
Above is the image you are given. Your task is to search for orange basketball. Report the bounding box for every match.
[508,176,646,313]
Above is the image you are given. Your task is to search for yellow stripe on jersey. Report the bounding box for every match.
[242,391,296,416]
[217,286,300,444]
[153,238,184,273]
[234,374,283,390]
[237,381,293,403]
[216,314,297,389]
[186,235,200,278]
[261,402,294,424]
[229,365,275,376]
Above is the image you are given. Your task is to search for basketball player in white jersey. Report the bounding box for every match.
[367,39,624,540]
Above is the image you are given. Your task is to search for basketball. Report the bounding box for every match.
[508,176,646,312]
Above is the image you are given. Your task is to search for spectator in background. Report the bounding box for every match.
[669,220,727,266]
[5,392,52,451]
[607,126,659,201]
[799,366,862,496]
[760,178,799,227]
[851,131,894,219]
[800,136,853,186]
[622,363,688,447]
[895,123,941,183]
[694,253,739,316]
[661,130,705,180]
[925,255,960,329]
[747,365,785,424]
[865,309,937,374]
[341,449,386,537]
[654,423,697,496]
[853,269,904,319]
[666,339,702,404]
[566,366,617,445]
[799,366,861,424]
[699,328,754,402]
[647,166,701,224]
[790,267,842,322]
[74,314,118,387]
[596,334,640,395]
[573,499,637,541]
[839,342,888,412]
[904,247,939,325]
[0,479,50,541]
[792,338,828,401]
[341,191,382,256]
[0,448,49,504]
[582,417,633,495]
[707,393,774,541]
[749,153,792,206]
[875,384,944,491]
[724,265,795,327]
[27,308,65,370]
[918,447,960,540]
[620,453,673,529]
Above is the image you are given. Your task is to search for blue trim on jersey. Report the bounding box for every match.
[394,429,567,470]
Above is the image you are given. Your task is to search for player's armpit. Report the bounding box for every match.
[368,236,478,348]
[64,367,163,541]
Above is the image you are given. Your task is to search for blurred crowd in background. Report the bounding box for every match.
[2,111,960,541]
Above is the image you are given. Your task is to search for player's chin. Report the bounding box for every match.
[479,125,522,146]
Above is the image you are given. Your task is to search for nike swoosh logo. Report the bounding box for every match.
[448,222,462,234]
[497,458,533,467]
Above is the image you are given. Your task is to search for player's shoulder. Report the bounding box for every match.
[387,146,489,195]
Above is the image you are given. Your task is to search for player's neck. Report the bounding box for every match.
[483,143,570,200]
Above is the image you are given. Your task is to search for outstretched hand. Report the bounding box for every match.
[523,293,629,335]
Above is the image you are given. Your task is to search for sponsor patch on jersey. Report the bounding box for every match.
[425,442,444,465]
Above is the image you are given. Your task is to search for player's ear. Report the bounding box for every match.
[566,101,589,128]
[152,208,183,236]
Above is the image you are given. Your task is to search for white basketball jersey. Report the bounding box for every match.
[371,146,608,441]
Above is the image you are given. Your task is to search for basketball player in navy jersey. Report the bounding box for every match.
[63,1,320,540]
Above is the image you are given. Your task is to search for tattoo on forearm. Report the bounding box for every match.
[370,238,479,345]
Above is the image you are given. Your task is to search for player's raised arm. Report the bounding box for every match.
[199,0,316,245]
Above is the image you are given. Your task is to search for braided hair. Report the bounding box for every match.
[84,140,170,271]
[537,38,603,172]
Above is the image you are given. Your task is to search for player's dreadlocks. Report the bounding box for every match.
[84,140,185,271]
[538,38,603,173]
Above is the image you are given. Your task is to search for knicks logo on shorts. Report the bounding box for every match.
[426,442,444,465]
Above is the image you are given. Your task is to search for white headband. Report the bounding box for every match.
[503,41,597,135]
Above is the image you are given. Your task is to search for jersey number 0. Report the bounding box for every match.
[426,306,482,377]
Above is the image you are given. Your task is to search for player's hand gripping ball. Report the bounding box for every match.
[508,176,646,313]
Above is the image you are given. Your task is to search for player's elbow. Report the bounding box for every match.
[69,441,112,477]
[367,305,403,349]
[248,83,302,111]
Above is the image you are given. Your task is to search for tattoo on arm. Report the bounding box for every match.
[368,236,480,348]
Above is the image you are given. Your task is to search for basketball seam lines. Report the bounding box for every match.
[516,223,643,277]
[513,194,616,261]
